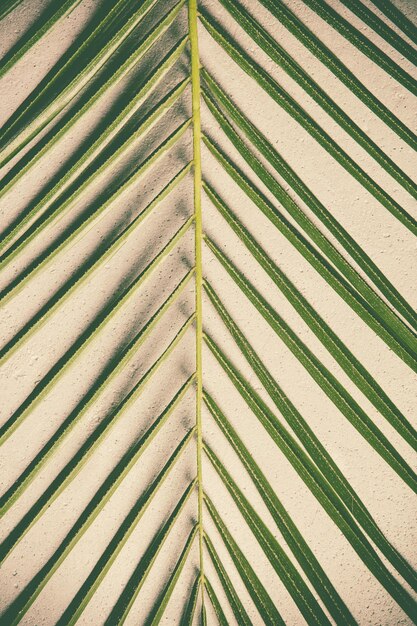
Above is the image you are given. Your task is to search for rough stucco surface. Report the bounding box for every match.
[0,0,416,624]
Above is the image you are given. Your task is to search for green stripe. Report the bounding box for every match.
[0,13,188,254]
[204,578,229,626]
[204,533,253,626]
[0,0,161,164]
[204,373,416,591]
[145,526,198,625]
[104,487,196,626]
[205,443,333,626]
[0,317,195,563]
[179,576,200,626]
[370,0,417,44]
[338,0,417,64]
[0,0,83,79]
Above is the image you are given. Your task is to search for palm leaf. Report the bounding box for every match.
[1,0,416,624]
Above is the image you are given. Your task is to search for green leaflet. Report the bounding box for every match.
[204,237,417,492]
[204,443,333,626]
[0,315,195,562]
[201,603,208,626]
[302,0,417,95]
[0,268,194,513]
[203,184,417,451]
[203,135,417,372]
[204,533,253,626]
[0,9,189,256]
[145,526,198,625]
[205,282,417,589]
[258,0,417,149]
[103,487,197,626]
[203,382,417,592]
[0,111,191,306]
[0,117,191,367]
[201,73,417,331]
[370,0,417,44]
[204,391,358,624]
[0,0,161,164]
[0,0,83,79]
[338,0,417,65]
[179,575,200,626]
[1,393,195,624]
[1,0,415,622]
[215,0,417,203]
[60,478,197,626]
[204,578,229,626]
[0,0,22,20]
[0,124,191,366]
[200,10,417,240]
[204,495,286,626]
[0,210,194,442]
[203,331,417,620]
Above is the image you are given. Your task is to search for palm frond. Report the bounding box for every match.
[1,0,416,623]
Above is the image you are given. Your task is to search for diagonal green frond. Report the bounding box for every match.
[0,268,194,514]
[0,212,194,441]
[145,526,198,626]
[370,0,417,43]
[56,457,196,626]
[204,442,338,626]
[202,69,417,331]
[203,385,417,593]
[103,486,197,626]
[214,0,417,202]
[337,0,417,64]
[203,577,229,626]
[0,113,191,306]
[204,238,417,492]
[204,494,286,626]
[204,333,417,620]
[0,0,83,79]
[205,283,417,590]
[258,0,417,149]
[204,390,359,623]
[179,574,200,626]
[203,184,417,450]
[1,0,415,621]
[199,10,417,238]
[0,3,186,210]
[0,315,195,562]
[204,532,256,626]
[0,0,24,20]
[0,20,189,256]
[203,136,417,372]
[0,0,162,164]
[301,0,417,94]
[200,90,417,353]
[0,385,195,623]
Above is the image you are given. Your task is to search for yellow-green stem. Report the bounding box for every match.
[189,0,205,603]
